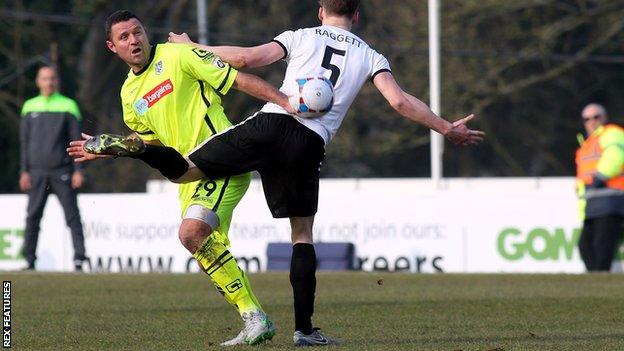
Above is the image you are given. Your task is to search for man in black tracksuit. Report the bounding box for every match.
[19,66,87,271]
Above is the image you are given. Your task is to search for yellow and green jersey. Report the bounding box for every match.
[120,43,246,216]
[120,43,238,157]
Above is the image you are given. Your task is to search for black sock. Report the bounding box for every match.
[132,144,189,180]
[290,243,316,334]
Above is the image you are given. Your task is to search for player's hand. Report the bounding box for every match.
[71,171,84,189]
[19,172,31,192]
[444,114,485,146]
[285,103,298,116]
[280,94,298,115]
[67,133,112,163]
[168,32,192,44]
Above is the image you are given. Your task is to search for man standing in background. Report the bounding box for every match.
[19,66,87,271]
[576,103,624,271]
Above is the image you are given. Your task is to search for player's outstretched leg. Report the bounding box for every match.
[83,134,146,156]
[85,134,192,180]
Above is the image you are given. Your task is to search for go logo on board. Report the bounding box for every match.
[0,229,24,260]
[497,227,581,261]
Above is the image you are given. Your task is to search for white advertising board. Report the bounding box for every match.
[1,178,622,273]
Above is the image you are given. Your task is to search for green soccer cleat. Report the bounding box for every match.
[83,134,146,157]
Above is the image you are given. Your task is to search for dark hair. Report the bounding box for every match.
[105,10,143,40]
[37,65,55,73]
[319,0,360,17]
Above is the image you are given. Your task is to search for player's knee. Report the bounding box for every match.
[178,230,199,253]
[179,217,214,253]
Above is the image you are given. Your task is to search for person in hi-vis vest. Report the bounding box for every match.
[575,103,624,271]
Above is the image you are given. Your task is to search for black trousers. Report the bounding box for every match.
[22,168,86,265]
[578,215,623,271]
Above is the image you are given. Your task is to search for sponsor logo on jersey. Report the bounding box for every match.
[192,47,215,62]
[133,79,174,116]
[213,57,225,69]
[134,99,148,116]
[155,60,164,75]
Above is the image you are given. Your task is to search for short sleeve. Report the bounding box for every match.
[122,98,158,141]
[370,52,391,81]
[272,30,297,60]
[178,44,238,95]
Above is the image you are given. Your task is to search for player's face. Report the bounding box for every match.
[36,67,57,96]
[107,18,151,71]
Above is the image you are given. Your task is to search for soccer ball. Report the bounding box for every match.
[288,77,334,118]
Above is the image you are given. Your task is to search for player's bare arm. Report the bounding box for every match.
[232,72,296,114]
[168,32,284,69]
[373,71,485,146]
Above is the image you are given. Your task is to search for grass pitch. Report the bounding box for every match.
[7,272,624,350]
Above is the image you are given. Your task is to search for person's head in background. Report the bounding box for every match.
[36,66,58,97]
[581,103,608,135]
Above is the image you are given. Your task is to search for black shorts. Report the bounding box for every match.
[189,112,325,218]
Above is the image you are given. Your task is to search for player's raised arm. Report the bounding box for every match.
[168,32,284,69]
[231,72,296,114]
[177,44,294,113]
[372,71,485,146]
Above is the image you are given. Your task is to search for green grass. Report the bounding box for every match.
[7,272,624,350]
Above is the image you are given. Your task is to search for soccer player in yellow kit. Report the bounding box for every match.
[78,10,295,346]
